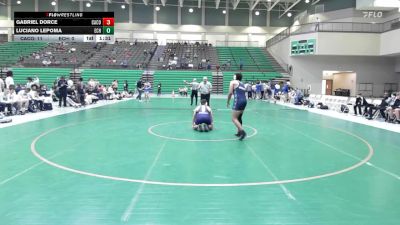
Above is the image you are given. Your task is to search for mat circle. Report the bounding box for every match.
[30,119,374,187]
[147,121,258,142]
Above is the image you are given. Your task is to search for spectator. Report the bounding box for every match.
[366,92,389,120]
[239,58,244,70]
[57,76,68,107]
[353,93,369,116]
[386,92,400,122]
[157,83,162,96]
[5,71,14,90]
[123,80,129,92]
[0,76,4,93]
[76,78,86,106]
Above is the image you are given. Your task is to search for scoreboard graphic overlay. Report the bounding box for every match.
[14,12,114,43]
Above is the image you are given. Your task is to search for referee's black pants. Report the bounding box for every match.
[190,90,198,106]
[200,93,210,106]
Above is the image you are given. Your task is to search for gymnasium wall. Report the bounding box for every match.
[380,29,400,56]
[316,32,381,56]
[0,0,285,47]
[268,36,399,97]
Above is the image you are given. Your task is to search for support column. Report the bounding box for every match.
[54,0,58,12]
[249,9,252,26]
[129,2,133,23]
[79,1,83,12]
[267,10,270,27]
[34,0,38,11]
[153,0,157,24]
[225,0,229,26]
[201,0,205,26]
[178,5,181,25]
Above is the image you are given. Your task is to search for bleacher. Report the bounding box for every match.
[81,69,143,90]
[11,67,71,87]
[0,42,47,67]
[153,70,212,93]
[156,43,217,70]
[222,71,282,94]
[21,42,103,68]
[216,47,274,72]
[82,41,157,69]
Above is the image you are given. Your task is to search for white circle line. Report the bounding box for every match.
[30,120,374,187]
[147,121,257,142]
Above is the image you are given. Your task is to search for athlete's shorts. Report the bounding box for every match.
[233,100,247,111]
[195,113,212,125]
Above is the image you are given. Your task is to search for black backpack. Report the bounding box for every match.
[340,104,349,113]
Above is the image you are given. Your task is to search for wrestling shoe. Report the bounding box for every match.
[239,130,247,141]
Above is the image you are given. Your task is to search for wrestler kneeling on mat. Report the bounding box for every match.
[192,99,213,132]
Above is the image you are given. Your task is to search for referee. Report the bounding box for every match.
[184,78,199,106]
[198,76,212,106]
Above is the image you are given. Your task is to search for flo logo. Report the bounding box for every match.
[363,11,383,18]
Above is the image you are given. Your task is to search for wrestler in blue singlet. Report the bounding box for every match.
[195,104,212,125]
[233,81,247,111]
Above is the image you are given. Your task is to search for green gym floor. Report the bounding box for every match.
[1,98,399,225]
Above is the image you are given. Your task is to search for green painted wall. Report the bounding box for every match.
[109,3,129,23]
[157,5,178,24]
[0,5,7,20]
[11,0,34,20]
[229,4,249,26]
[58,0,80,12]
[83,1,104,12]
[181,7,201,25]
[252,10,267,27]
[205,5,225,26]
[132,3,153,24]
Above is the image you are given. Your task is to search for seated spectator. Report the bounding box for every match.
[353,93,369,116]
[366,92,389,120]
[386,92,400,123]
[17,88,30,114]
[28,85,44,111]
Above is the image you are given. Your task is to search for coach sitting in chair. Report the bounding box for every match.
[192,99,213,132]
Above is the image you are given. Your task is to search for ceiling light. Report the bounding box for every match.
[287,12,292,17]
[121,4,126,9]
[155,6,160,11]
[305,0,310,3]
[16,0,21,4]
[51,1,56,6]
[86,2,91,7]
[189,8,193,13]
[222,10,226,14]
[255,11,260,16]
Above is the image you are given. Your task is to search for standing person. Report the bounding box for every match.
[143,80,151,102]
[198,76,212,106]
[5,71,14,90]
[227,73,247,141]
[136,79,143,101]
[123,80,129,92]
[239,59,244,71]
[0,76,4,93]
[157,83,162,96]
[76,77,85,106]
[315,17,320,31]
[184,78,199,106]
[57,76,67,107]
[246,82,252,99]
